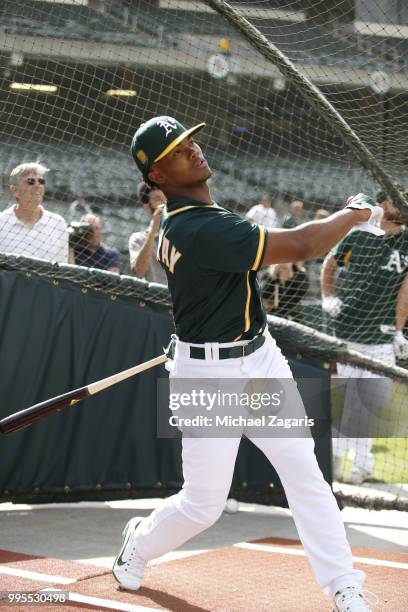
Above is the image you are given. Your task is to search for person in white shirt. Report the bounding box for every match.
[246,194,280,229]
[0,162,68,263]
[129,181,167,284]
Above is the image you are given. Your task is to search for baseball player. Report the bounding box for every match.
[113,116,383,611]
[321,191,408,484]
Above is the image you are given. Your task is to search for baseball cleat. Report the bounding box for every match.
[333,586,377,611]
[112,516,146,591]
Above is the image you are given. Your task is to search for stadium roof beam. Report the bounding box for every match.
[2,33,408,92]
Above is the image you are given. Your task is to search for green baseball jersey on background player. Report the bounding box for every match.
[157,198,267,343]
[282,214,298,229]
[331,228,408,344]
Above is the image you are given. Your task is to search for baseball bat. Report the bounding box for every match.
[0,353,168,434]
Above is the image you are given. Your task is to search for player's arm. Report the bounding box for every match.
[320,254,338,299]
[320,253,343,317]
[195,196,376,276]
[262,208,369,266]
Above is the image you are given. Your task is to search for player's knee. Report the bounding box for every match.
[179,490,226,526]
[273,439,321,480]
[190,498,225,525]
[195,503,223,526]
[273,436,316,465]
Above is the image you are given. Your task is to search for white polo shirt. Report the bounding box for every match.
[246,204,280,229]
[0,205,69,263]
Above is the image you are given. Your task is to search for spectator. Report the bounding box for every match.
[73,213,120,273]
[246,194,280,228]
[314,208,330,221]
[0,162,68,263]
[282,199,304,228]
[262,262,309,321]
[306,208,331,298]
[129,181,167,284]
[69,196,91,220]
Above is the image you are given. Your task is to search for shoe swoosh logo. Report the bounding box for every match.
[116,527,133,566]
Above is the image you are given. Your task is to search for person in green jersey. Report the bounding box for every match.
[113,116,384,611]
[321,191,408,484]
[282,199,305,228]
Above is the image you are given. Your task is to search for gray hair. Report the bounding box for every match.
[9,162,49,185]
[80,213,100,225]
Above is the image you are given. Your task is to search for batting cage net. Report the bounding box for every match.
[0,0,407,509]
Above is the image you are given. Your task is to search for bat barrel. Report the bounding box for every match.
[0,387,90,434]
[0,353,167,435]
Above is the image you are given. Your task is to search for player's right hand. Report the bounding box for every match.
[345,193,385,236]
[322,296,343,317]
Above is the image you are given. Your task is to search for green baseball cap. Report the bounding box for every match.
[131,116,206,176]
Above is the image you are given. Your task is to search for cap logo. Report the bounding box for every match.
[136,149,148,165]
[157,118,178,137]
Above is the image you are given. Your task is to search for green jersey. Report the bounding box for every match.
[282,214,298,229]
[157,198,267,342]
[331,228,408,344]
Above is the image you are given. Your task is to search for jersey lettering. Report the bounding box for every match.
[169,245,182,273]
[159,236,182,274]
[380,250,407,274]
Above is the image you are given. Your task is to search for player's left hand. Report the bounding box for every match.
[393,331,408,360]
[345,193,385,236]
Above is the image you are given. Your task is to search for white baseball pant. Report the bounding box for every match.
[134,329,365,597]
[334,342,394,472]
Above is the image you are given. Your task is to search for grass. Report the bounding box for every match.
[331,379,408,484]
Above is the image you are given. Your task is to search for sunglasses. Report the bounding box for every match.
[22,178,46,185]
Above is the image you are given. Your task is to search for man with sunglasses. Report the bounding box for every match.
[0,162,69,263]
[113,117,384,611]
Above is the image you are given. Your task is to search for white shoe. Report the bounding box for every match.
[344,467,372,485]
[333,586,375,611]
[112,517,146,590]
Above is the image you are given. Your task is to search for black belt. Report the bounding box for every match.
[166,334,265,360]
